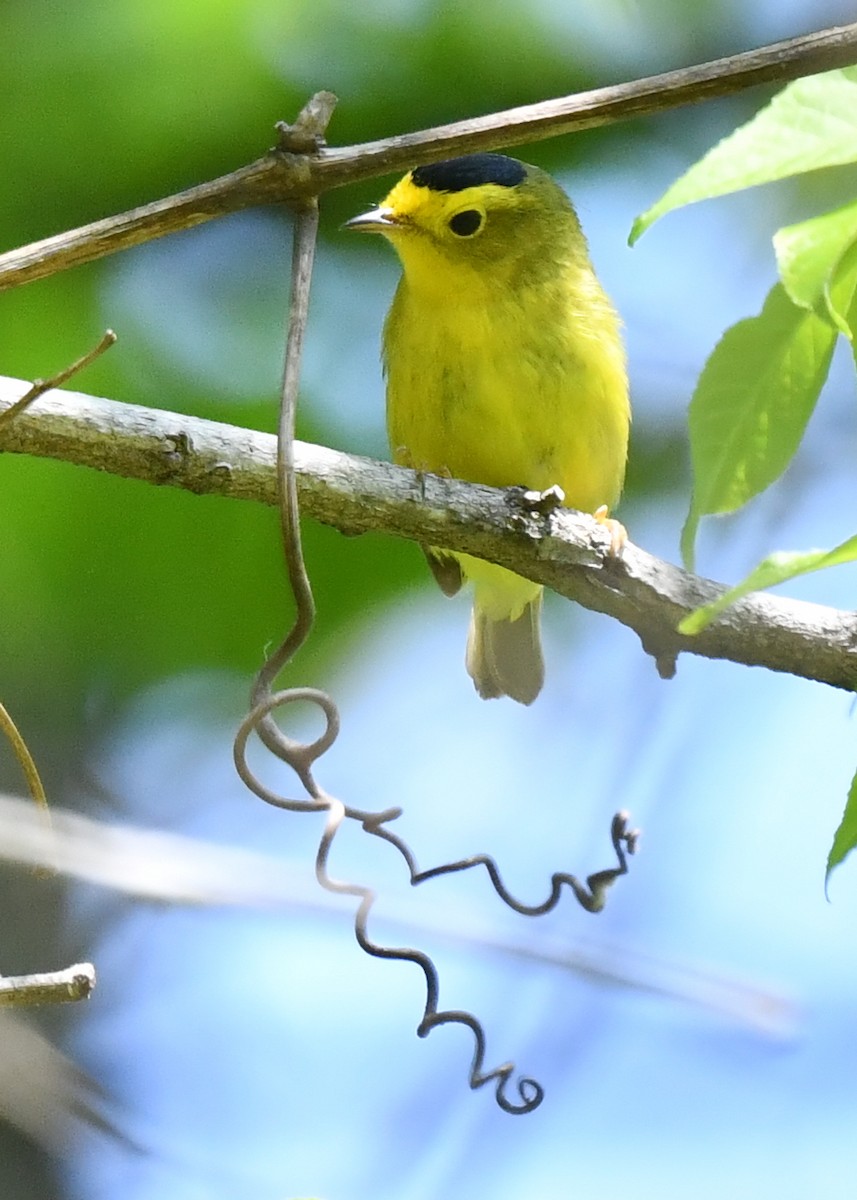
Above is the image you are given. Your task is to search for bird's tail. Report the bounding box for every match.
[466,591,544,705]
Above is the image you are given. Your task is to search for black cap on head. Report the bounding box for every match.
[411,154,527,193]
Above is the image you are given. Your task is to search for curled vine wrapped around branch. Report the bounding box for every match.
[232,97,639,1115]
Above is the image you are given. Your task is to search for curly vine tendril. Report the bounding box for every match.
[234,685,638,1116]
[233,160,639,1116]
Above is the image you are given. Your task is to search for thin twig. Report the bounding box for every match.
[246,203,332,796]
[0,330,116,432]
[232,195,343,811]
[0,702,48,814]
[0,24,854,291]
[0,963,95,1007]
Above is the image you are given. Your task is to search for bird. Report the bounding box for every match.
[345,152,629,705]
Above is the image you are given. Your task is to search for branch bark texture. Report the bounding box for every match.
[2,377,856,691]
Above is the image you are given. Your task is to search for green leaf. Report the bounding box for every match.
[631,67,857,243]
[827,768,857,886]
[774,200,857,335]
[680,284,838,570]
[678,534,857,636]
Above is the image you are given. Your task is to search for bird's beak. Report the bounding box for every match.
[342,206,400,234]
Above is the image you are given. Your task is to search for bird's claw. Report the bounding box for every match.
[593,505,627,558]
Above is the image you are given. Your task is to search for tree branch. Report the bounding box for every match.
[3,377,856,691]
[0,963,95,1008]
[0,23,855,291]
[313,23,857,186]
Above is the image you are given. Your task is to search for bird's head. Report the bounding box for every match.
[345,153,583,294]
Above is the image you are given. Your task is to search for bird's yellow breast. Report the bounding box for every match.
[384,262,629,513]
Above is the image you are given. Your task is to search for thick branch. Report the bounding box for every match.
[3,377,856,690]
[0,24,855,291]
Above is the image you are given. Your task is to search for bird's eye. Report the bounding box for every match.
[448,209,484,237]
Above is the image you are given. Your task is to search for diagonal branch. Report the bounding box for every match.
[0,23,855,291]
[2,377,856,691]
[313,23,857,186]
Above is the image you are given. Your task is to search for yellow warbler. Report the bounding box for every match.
[346,153,629,704]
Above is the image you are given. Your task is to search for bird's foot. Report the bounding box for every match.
[593,505,627,558]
